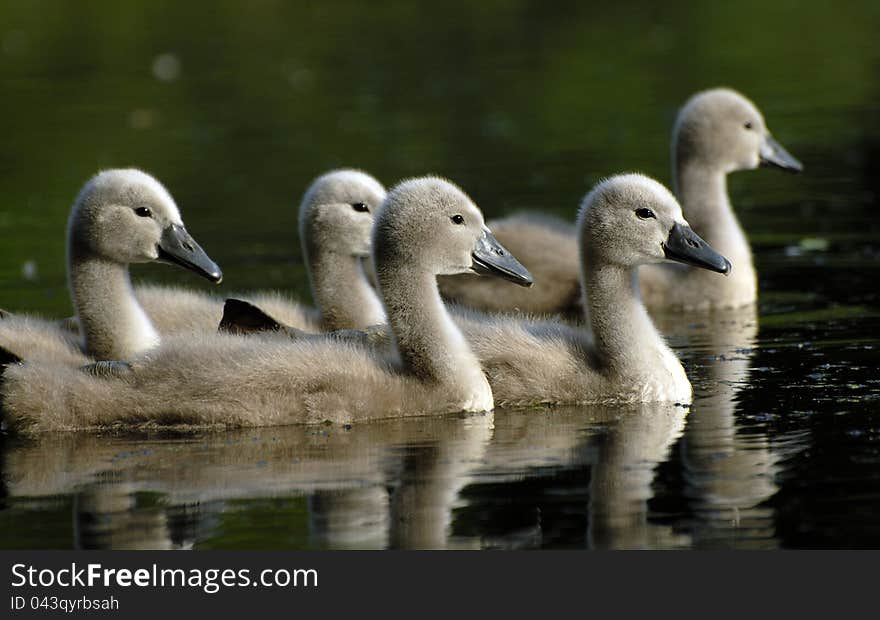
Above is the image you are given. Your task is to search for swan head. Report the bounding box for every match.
[67,169,222,283]
[374,176,533,287]
[674,88,802,174]
[299,169,386,259]
[579,173,731,275]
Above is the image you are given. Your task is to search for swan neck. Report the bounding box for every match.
[68,246,159,361]
[309,251,385,330]
[673,160,750,262]
[378,265,482,385]
[584,261,666,370]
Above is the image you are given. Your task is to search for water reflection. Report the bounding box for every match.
[587,405,688,549]
[2,415,499,549]
[73,485,186,550]
[0,305,833,550]
[308,490,389,550]
[657,306,785,549]
[2,403,694,549]
[308,413,494,550]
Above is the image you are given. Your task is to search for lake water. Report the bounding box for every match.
[1,1,879,549]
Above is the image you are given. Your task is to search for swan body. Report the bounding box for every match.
[464,175,729,404]
[0,177,533,433]
[438,88,801,313]
[227,175,730,406]
[640,88,800,309]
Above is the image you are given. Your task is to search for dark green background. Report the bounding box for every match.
[1,1,876,314]
[1,1,879,549]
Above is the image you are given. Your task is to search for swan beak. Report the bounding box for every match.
[157,224,224,284]
[471,230,534,287]
[759,135,803,172]
[662,223,732,275]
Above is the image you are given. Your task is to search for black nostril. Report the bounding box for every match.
[687,239,700,248]
[183,242,194,252]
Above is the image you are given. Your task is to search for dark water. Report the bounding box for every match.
[1,1,879,549]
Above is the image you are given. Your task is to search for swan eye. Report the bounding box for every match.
[744,121,753,130]
[451,214,465,225]
[635,208,655,220]
[351,202,369,213]
[134,207,152,218]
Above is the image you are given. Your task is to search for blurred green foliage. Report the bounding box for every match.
[0,0,877,313]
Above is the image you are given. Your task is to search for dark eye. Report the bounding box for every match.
[451,214,465,225]
[635,208,655,220]
[351,202,369,213]
[134,207,152,218]
[744,121,753,130]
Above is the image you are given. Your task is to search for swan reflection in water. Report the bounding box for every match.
[657,305,797,549]
[2,414,496,550]
[1,310,798,549]
[0,405,668,549]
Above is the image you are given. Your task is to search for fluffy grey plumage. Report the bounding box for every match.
[0,314,87,366]
[447,175,717,405]
[223,175,729,407]
[1,177,524,433]
[439,88,800,312]
[639,88,800,309]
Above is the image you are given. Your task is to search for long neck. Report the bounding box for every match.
[309,251,385,331]
[584,260,670,373]
[68,247,159,361]
[378,264,485,389]
[674,158,751,265]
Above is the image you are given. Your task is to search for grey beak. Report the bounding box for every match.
[662,223,731,275]
[471,230,533,287]
[760,135,803,172]
[157,224,223,284]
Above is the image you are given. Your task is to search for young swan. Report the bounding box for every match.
[468,174,730,405]
[639,88,800,310]
[221,175,730,406]
[438,87,801,313]
[0,177,532,433]
[0,169,221,364]
[132,169,387,334]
